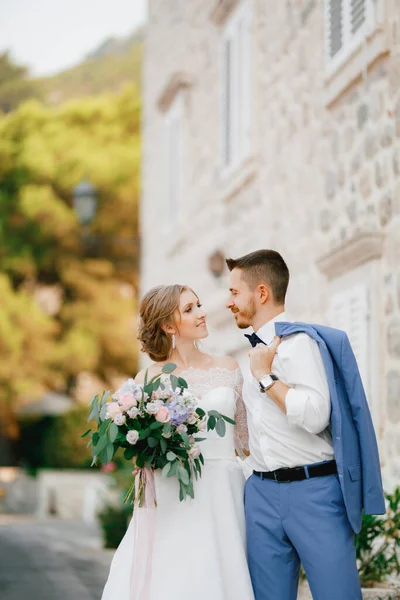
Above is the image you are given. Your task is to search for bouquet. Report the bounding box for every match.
[83,363,234,506]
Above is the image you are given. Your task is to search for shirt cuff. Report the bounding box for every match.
[285,388,308,427]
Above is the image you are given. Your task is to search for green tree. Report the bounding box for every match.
[0,85,140,434]
[0,52,42,112]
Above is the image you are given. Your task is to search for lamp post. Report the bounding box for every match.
[73,179,98,226]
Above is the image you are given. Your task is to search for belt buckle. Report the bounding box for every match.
[274,468,291,483]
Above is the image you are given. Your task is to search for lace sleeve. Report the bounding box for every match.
[233,368,249,459]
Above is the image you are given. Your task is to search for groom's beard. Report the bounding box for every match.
[232,297,257,329]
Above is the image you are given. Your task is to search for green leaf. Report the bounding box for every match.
[100,404,109,421]
[180,431,190,448]
[124,446,136,460]
[162,463,171,477]
[94,434,109,455]
[170,374,179,390]
[139,428,152,439]
[163,422,171,435]
[144,369,149,386]
[222,415,236,425]
[208,415,216,430]
[106,443,114,463]
[215,418,226,437]
[160,438,167,454]
[177,377,188,389]
[148,437,158,448]
[101,391,111,406]
[150,421,164,430]
[168,462,178,477]
[187,479,195,499]
[199,454,204,466]
[109,422,119,443]
[178,465,189,485]
[136,455,145,469]
[196,408,205,418]
[81,428,91,438]
[162,362,177,374]
[167,451,177,461]
[207,410,220,417]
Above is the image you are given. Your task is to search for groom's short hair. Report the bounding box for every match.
[226,250,289,304]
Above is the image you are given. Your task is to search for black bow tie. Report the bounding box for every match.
[244,333,266,348]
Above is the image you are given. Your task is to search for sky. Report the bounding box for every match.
[0,0,148,77]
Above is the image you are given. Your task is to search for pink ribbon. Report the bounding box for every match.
[130,468,157,600]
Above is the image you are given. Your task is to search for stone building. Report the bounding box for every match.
[141,0,400,484]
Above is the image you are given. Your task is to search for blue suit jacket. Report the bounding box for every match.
[274,322,385,533]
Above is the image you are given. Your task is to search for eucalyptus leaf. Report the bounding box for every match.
[81,428,91,439]
[162,362,177,374]
[106,443,114,463]
[180,431,190,448]
[215,418,226,437]
[208,415,216,430]
[109,422,119,443]
[162,463,171,478]
[148,437,158,448]
[222,415,236,425]
[163,422,171,435]
[160,438,167,454]
[150,421,164,430]
[167,451,177,461]
[178,466,189,485]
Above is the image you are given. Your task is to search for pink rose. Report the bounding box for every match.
[189,445,201,459]
[155,406,170,423]
[107,402,122,419]
[118,392,137,411]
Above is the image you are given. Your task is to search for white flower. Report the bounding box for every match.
[126,430,139,445]
[187,413,198,425]
[162,431,172,439]
[176,424,188,434]
[146,401,162,415]
[127,406,139,419]
[114,414,126,426]
[198,418,207,432]
[189,445,201,459]
[189,435,196,445]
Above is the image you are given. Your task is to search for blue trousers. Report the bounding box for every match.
[245,472,362,600]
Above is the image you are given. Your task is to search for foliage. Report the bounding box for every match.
[18,405,93,470]
[38,32,143,105]
[98,502,132,549]
[0,84,140,428]
[0,52,42,112]
[355,488,400,587]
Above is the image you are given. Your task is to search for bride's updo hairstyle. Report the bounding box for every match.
[137,284,197,362]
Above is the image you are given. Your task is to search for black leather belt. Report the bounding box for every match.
[253,460,337,483]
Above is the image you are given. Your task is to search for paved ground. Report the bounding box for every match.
[0,516,113,600]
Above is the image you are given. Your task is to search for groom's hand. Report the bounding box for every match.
[249,336,281,381]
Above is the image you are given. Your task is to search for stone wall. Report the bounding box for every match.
[142,0,400,482]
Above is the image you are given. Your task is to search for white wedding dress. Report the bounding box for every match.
[101,367,255,600]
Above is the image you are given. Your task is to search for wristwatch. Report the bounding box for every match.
[259,373,278,393]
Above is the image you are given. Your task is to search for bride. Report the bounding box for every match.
[101,284,254,600]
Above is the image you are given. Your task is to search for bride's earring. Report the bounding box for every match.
[172,334,176,349]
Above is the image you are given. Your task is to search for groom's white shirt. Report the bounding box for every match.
[243,312,334,472]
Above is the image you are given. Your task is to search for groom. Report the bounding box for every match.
[225,249,385,600]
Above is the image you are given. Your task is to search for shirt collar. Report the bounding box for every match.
[254,312,289,345]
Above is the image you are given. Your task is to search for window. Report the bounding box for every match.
[324,0,375,74]
[220,0,252,176]
[164,94,184,227]
[328,283,371,400]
